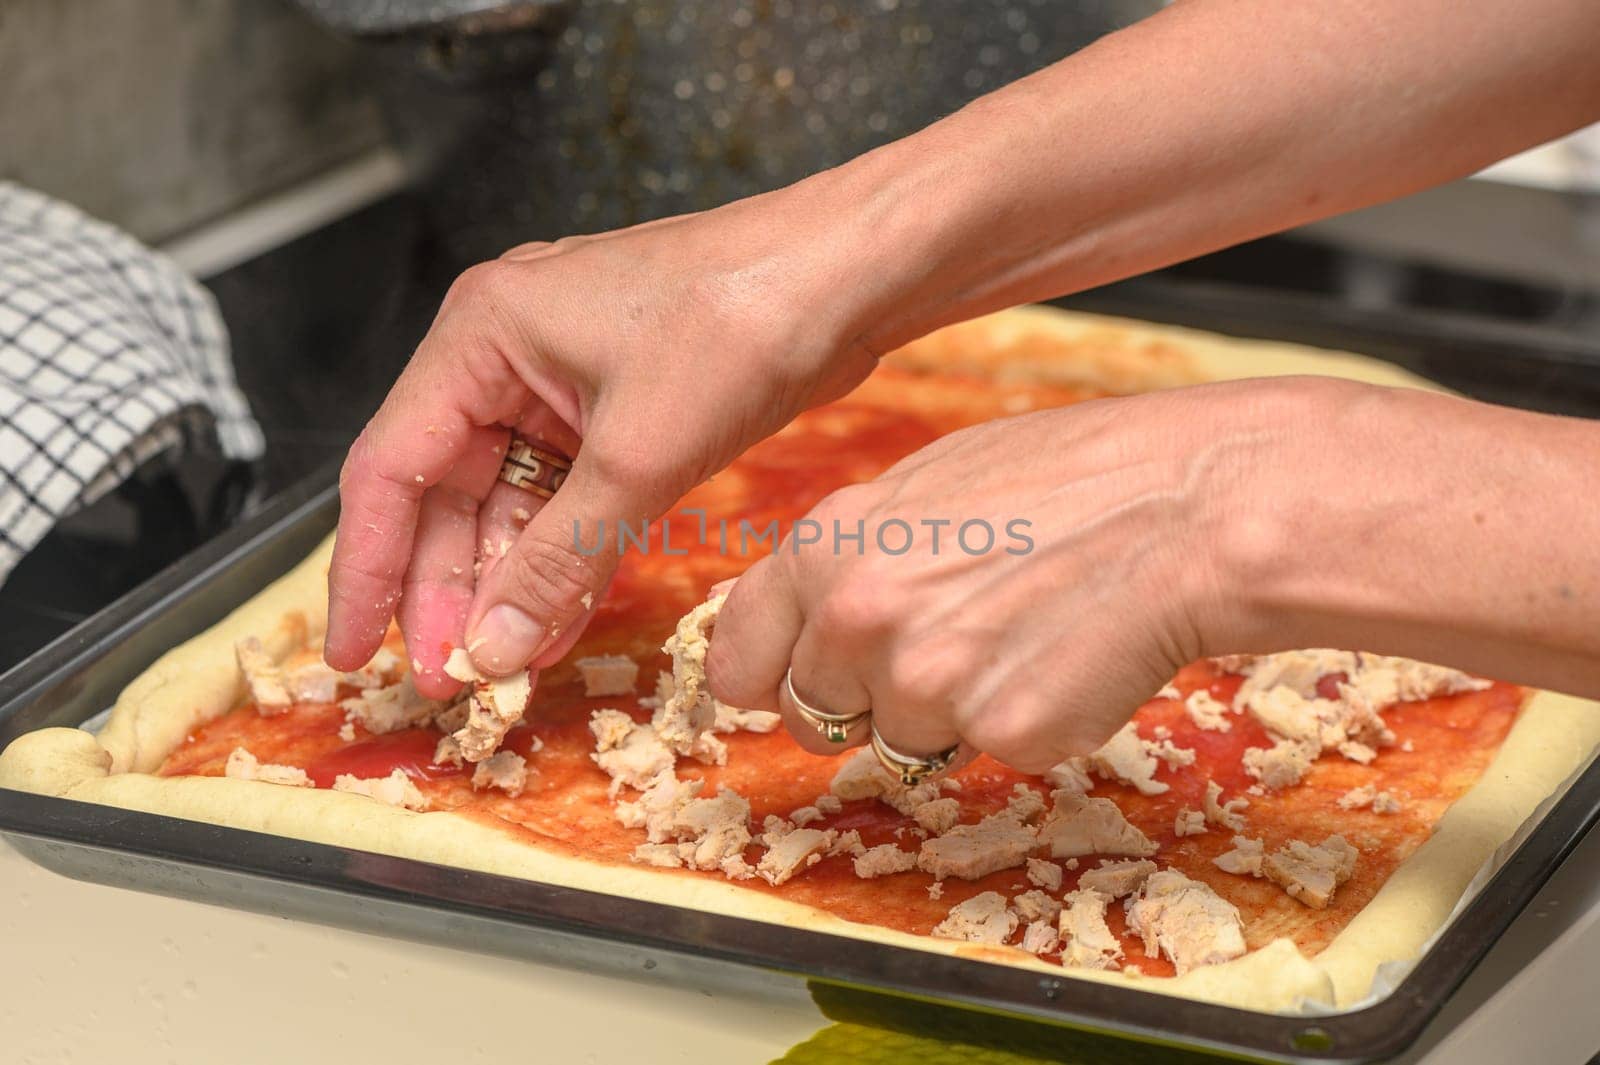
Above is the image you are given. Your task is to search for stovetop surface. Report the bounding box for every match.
[1,189,1596,672]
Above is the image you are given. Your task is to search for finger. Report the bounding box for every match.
[865,704,965,766]
[780,619,878,756]
[956,681,1090,775]
[857,642,969,765]
[943,744,982,776]
[953,605,1165,773]
[786,556,966,762]
[705,554,803,714]
[529,573,612,669]
[392,434,499,697]
[476,481,534,581]
[464,439,676,675]
[328,415,497,671]
[479,478,609,671]
[396,430,505,698]
[777,654,873,757]
[476,404,582,588]
[473,484,610,670]
[326,305,538,670]
[867,729,973,797]
[398,488,479,699]
[871,740,983,789]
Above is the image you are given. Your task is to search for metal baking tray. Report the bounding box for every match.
[3,305,1600,1063]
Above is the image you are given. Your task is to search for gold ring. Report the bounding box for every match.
[498,438,572,500]
[785,668,868,744]
[870,725,960,786]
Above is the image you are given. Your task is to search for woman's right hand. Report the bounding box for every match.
[323,196,878,695]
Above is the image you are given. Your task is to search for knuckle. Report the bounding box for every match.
[447,260,526,323]
[884,632,974,712]
[339,428,378,488]
[959,690,1060,773]
[586,443,674,501]
[498,239,553,260]
[813,571,896,640]
[498,535,599,622]
[450,260,504,301]
[333,543,395,588]
[550,233,595,255]
[440,263,487,311]
[807,483,874,528]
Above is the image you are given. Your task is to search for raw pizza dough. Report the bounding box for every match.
[3,306,1597,1014]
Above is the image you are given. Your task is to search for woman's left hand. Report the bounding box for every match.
[705,376,1350,772]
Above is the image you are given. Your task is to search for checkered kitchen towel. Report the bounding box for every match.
[0,182,264,581]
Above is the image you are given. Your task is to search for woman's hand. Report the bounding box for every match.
[323,201,877,694]
[707,374,1600,771]
[704,377,1385,771]
[703,378,1276,771]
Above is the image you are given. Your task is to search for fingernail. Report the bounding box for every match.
[470,605,545,673]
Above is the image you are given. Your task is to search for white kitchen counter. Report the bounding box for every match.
[0,840,824,1064]
[7,821,1600,1065]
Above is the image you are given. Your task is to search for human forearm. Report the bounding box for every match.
[329,0,1600,683]
[792,0,1600,354]
[1215,383,1600,696]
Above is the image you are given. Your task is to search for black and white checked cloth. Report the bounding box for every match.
[0,182,264,581]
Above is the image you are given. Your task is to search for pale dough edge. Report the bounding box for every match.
[2,305,1593,1014]
[95,535,335,774]
[1315,688,1600,1005]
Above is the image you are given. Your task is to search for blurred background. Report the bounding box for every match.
[2,0,1598,667]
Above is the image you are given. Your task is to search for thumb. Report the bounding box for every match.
[463,444,667,674]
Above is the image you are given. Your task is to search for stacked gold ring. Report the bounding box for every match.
[784,669,867,744]
[498,438,572,499]
[870,727,960,787]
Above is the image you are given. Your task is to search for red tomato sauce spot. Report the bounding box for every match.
[302,730,468,788]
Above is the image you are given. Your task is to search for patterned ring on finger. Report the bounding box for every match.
[869,724,961,786]
[497,437,572,499]
[784,668,869,744]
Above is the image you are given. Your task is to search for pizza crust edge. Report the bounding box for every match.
[885,303,1445,396]
[3,306,1596,1015]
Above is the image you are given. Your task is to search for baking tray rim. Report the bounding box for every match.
[7,761,1600,1065]
[1,472,1598,1065]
